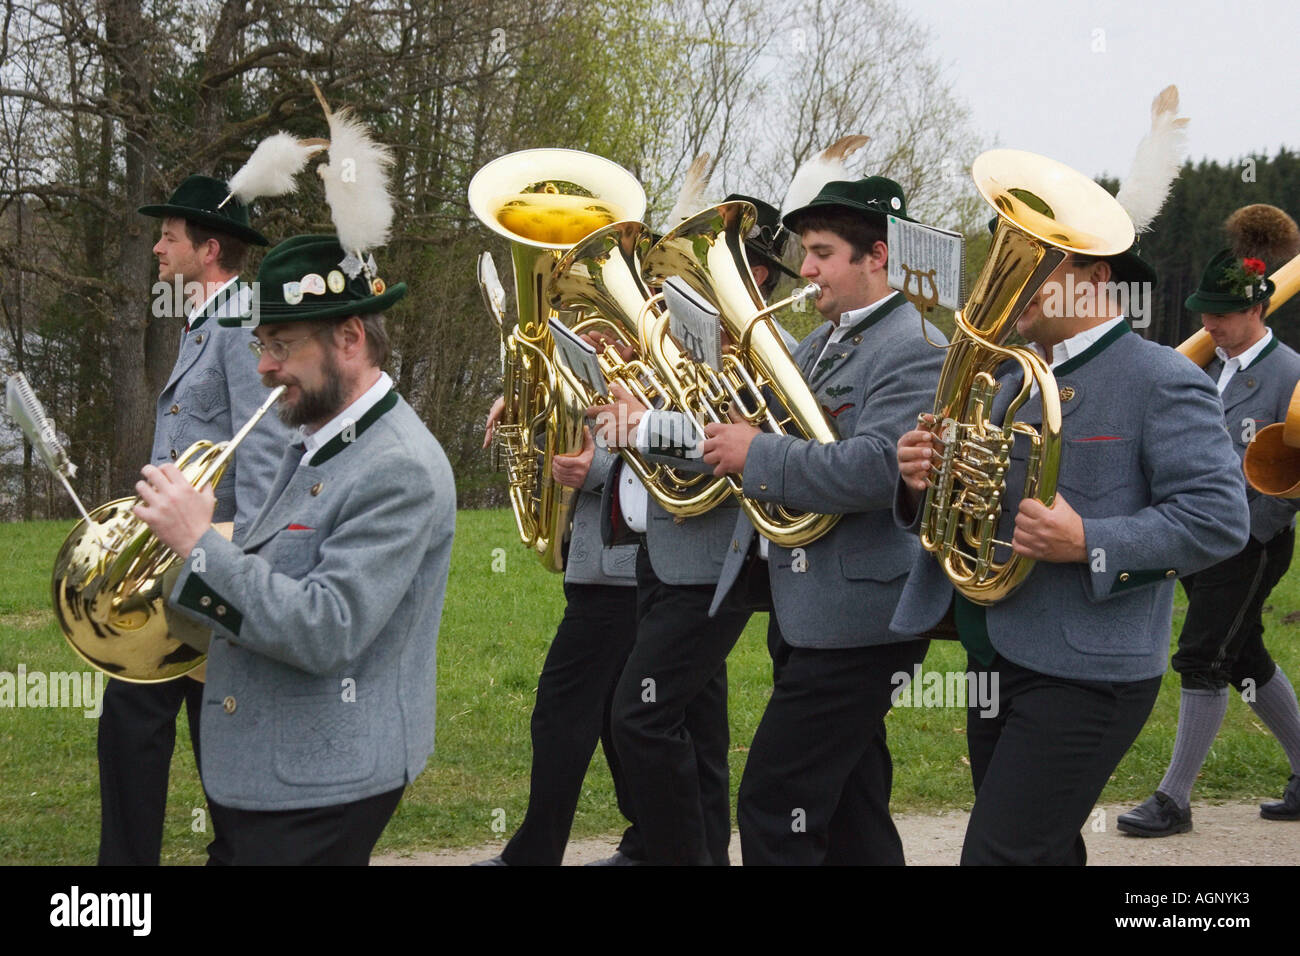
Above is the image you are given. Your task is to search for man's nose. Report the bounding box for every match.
[256,350,279,375]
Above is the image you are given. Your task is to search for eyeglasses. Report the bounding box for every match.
[248,333,320,362]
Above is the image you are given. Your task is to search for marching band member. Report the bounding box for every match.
[589,194,790,865]
[98,174,289,865]
[477,415,643,865]
[700,177,944,865]
[893,238,1250,865]
[134,231,455,865]
[1120,207,1300,835]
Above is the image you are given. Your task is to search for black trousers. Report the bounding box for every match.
[501,582,640,865]
[97,675,230,865]
[738,623,929,865]
[962,653,1161,865]
[206,786,404,865]
[609,544,751,865]
[1173,527,1293,692]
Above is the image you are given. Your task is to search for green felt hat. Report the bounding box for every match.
[138,174,269,247]
[1184,248,1274,314]
[725,193,800,280]
[782,176,913,232]
[220,234,406,327]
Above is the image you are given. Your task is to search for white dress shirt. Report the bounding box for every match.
[300,371,394,466]
[1028,315,1127,397]
[1214,329,1273,394]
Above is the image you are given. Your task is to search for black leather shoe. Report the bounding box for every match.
[583,850,644,866]
[471,855,507,866]
[1260,774,1300,820]
[1117,791,1193,837]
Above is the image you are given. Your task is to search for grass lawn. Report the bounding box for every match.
[2,509,1298,864]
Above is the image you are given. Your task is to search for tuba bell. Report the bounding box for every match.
[468,149,646,570]
[51,386,285,682]
[640,200,840,547]
[920,149,1135,605]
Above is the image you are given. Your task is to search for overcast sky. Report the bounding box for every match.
[906,0,1299,181]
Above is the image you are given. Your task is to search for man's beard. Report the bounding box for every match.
[268,348,346,428]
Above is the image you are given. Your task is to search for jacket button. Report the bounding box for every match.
[222,696,236,714]
[731,539,739,552]
[310,482,323,496]
[170,404,179,414]
[1119,572,1130,583]
[169,449,178,460]
[673,515,685,525]
[759,483,768,491]
[194,333,204,345]
[199,595,212,608]
[215,605,227,616]
[1165,570,1176,579]
[853,335,862,344]
[1246,378,1256,388]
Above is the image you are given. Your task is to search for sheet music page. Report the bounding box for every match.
[887,216,966,312]
[663,276,722,371]
[548,318,608,397]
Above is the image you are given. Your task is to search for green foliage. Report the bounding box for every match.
[2,512,1297,862]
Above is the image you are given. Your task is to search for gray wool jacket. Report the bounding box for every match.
[891,322,1251,682]
[170,391,455,811]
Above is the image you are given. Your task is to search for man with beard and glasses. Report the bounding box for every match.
[97,174,289,866]
[133,234,456,864]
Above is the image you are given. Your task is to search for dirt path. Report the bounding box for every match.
[375,801,1300,866]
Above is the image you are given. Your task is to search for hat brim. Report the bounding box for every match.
[782,197,914,233]
[138,203,269,247]
[220,282,408,327]
[1184,280,1273,315]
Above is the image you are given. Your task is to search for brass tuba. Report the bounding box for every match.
[549,220,734,517]
[640,200,840,547]
[51,386,285,682]
[920,149,1135,605]
[468,149,646,570]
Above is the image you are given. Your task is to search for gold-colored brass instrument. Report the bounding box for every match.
[468,149,647,569]
[640,200,840,547]
[51,385,285,683]
[549,221,733,516]
[921,149,1136,605]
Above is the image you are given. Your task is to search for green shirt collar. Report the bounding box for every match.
[1053,319,1132,377]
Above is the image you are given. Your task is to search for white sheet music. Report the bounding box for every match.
[549,318,608,397]
[663,276,722,371]
[887,216,966,312]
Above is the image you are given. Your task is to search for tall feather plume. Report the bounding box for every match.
[1225,204,1300,268]
[663,153,712,232]
[665,156,717,234]
[780,134,870,218]
[1115,85,1189,232]
[222,132,328,208]
[312,83,395,264]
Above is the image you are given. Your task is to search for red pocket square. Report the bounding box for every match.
[287,523,314,531]
[1075,435,1122,442]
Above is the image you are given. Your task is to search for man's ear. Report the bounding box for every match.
[201,239,222,268]
[1090,259,1113,286]
[872,240,889,269]
[338,315,366,356]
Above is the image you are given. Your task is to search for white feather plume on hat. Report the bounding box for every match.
[312,83,396,275]
[221,131,327,209]
[663,153,712,232]
[1115,85,1189,233]
[780,134,870,218]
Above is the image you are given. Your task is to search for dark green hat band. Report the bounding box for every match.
[220,233,406,327]
[138,174,269,247]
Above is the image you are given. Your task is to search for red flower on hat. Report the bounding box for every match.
[1243,257,1266,276]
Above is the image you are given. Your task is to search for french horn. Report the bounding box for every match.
[51,386,284,682]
